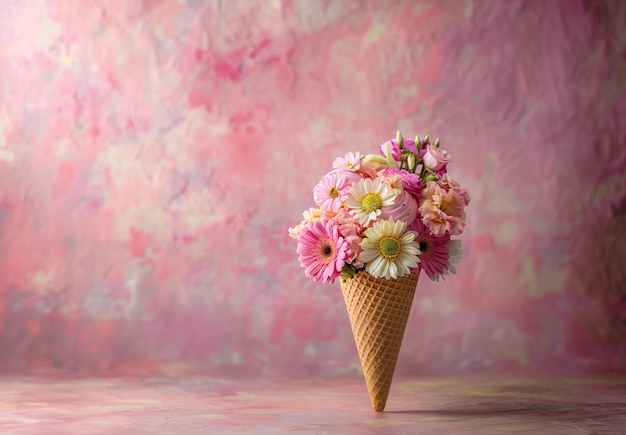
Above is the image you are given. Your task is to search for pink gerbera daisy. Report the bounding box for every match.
[409,219,451,281]
[313,172,357,212]
[297,220,350,284]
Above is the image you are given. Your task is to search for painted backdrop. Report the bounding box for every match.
[0,0,625,376]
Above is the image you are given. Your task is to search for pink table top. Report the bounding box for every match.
[1,374,625,434]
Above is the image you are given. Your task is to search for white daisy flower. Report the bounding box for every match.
[358,218,420,280]
[344,177,397,226]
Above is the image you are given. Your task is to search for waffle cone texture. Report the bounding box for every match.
[340,271,419,412]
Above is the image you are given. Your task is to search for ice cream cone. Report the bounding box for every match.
[340,271,419,412]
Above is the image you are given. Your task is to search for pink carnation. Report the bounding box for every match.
[334,208,363,266]
[339,222,363,267]
[418,174,470,236]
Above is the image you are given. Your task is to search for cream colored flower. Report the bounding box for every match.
[289,207,336,239]
[360,153,388,168]
[358,154,389,178]
[358,218,420,280]
[380,141,399,169]
[345,178,397,226]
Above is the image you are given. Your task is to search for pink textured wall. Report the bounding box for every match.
[0,0,625,376]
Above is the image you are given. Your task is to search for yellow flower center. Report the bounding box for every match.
[361,193,383,213]
[328,186,339,199]
[378,236,400,259]
[345,162,353,167]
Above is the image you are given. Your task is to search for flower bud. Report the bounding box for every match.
[423,144,452,171]
[396,130,404,149]
[407,153,416,172]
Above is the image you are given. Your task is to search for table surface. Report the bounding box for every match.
[1,373,625,434]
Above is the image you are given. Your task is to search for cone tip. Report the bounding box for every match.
[372,398,387,412]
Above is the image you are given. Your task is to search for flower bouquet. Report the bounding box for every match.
[289,132,470,411]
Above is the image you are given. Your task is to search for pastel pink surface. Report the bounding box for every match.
[0,1,625,377]
[1,375,625,434]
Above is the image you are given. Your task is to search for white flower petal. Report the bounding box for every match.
[387,261,398,280]
[367,256,386,279]
[400,232,416,244]
[359,248,378,263]
[358,216,422,280]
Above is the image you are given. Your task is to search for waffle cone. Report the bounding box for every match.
[340,271,419,412]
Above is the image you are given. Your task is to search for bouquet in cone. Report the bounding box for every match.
[289,132,470,411]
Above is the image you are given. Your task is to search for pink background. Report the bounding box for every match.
[0,0,624,377]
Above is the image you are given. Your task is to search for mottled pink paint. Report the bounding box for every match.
[0,375,625,433]
[0,0,625,377]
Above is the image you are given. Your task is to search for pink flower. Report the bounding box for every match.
[437,173,467,193]
[408,219,451,281]
[333,208,364,266]
[297,220,349,284]
[382,168,423,198]
[380,172,403,194]
[418,174,470,236]
[288,207,337,239]
[358,154,388,179]
[431,239,462,281]
[339,222,364,267]
[378,138,420,164]
[333,151,362,172]
[423,144,451,171]
[313,172,358,212]
[379,190,419,225]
